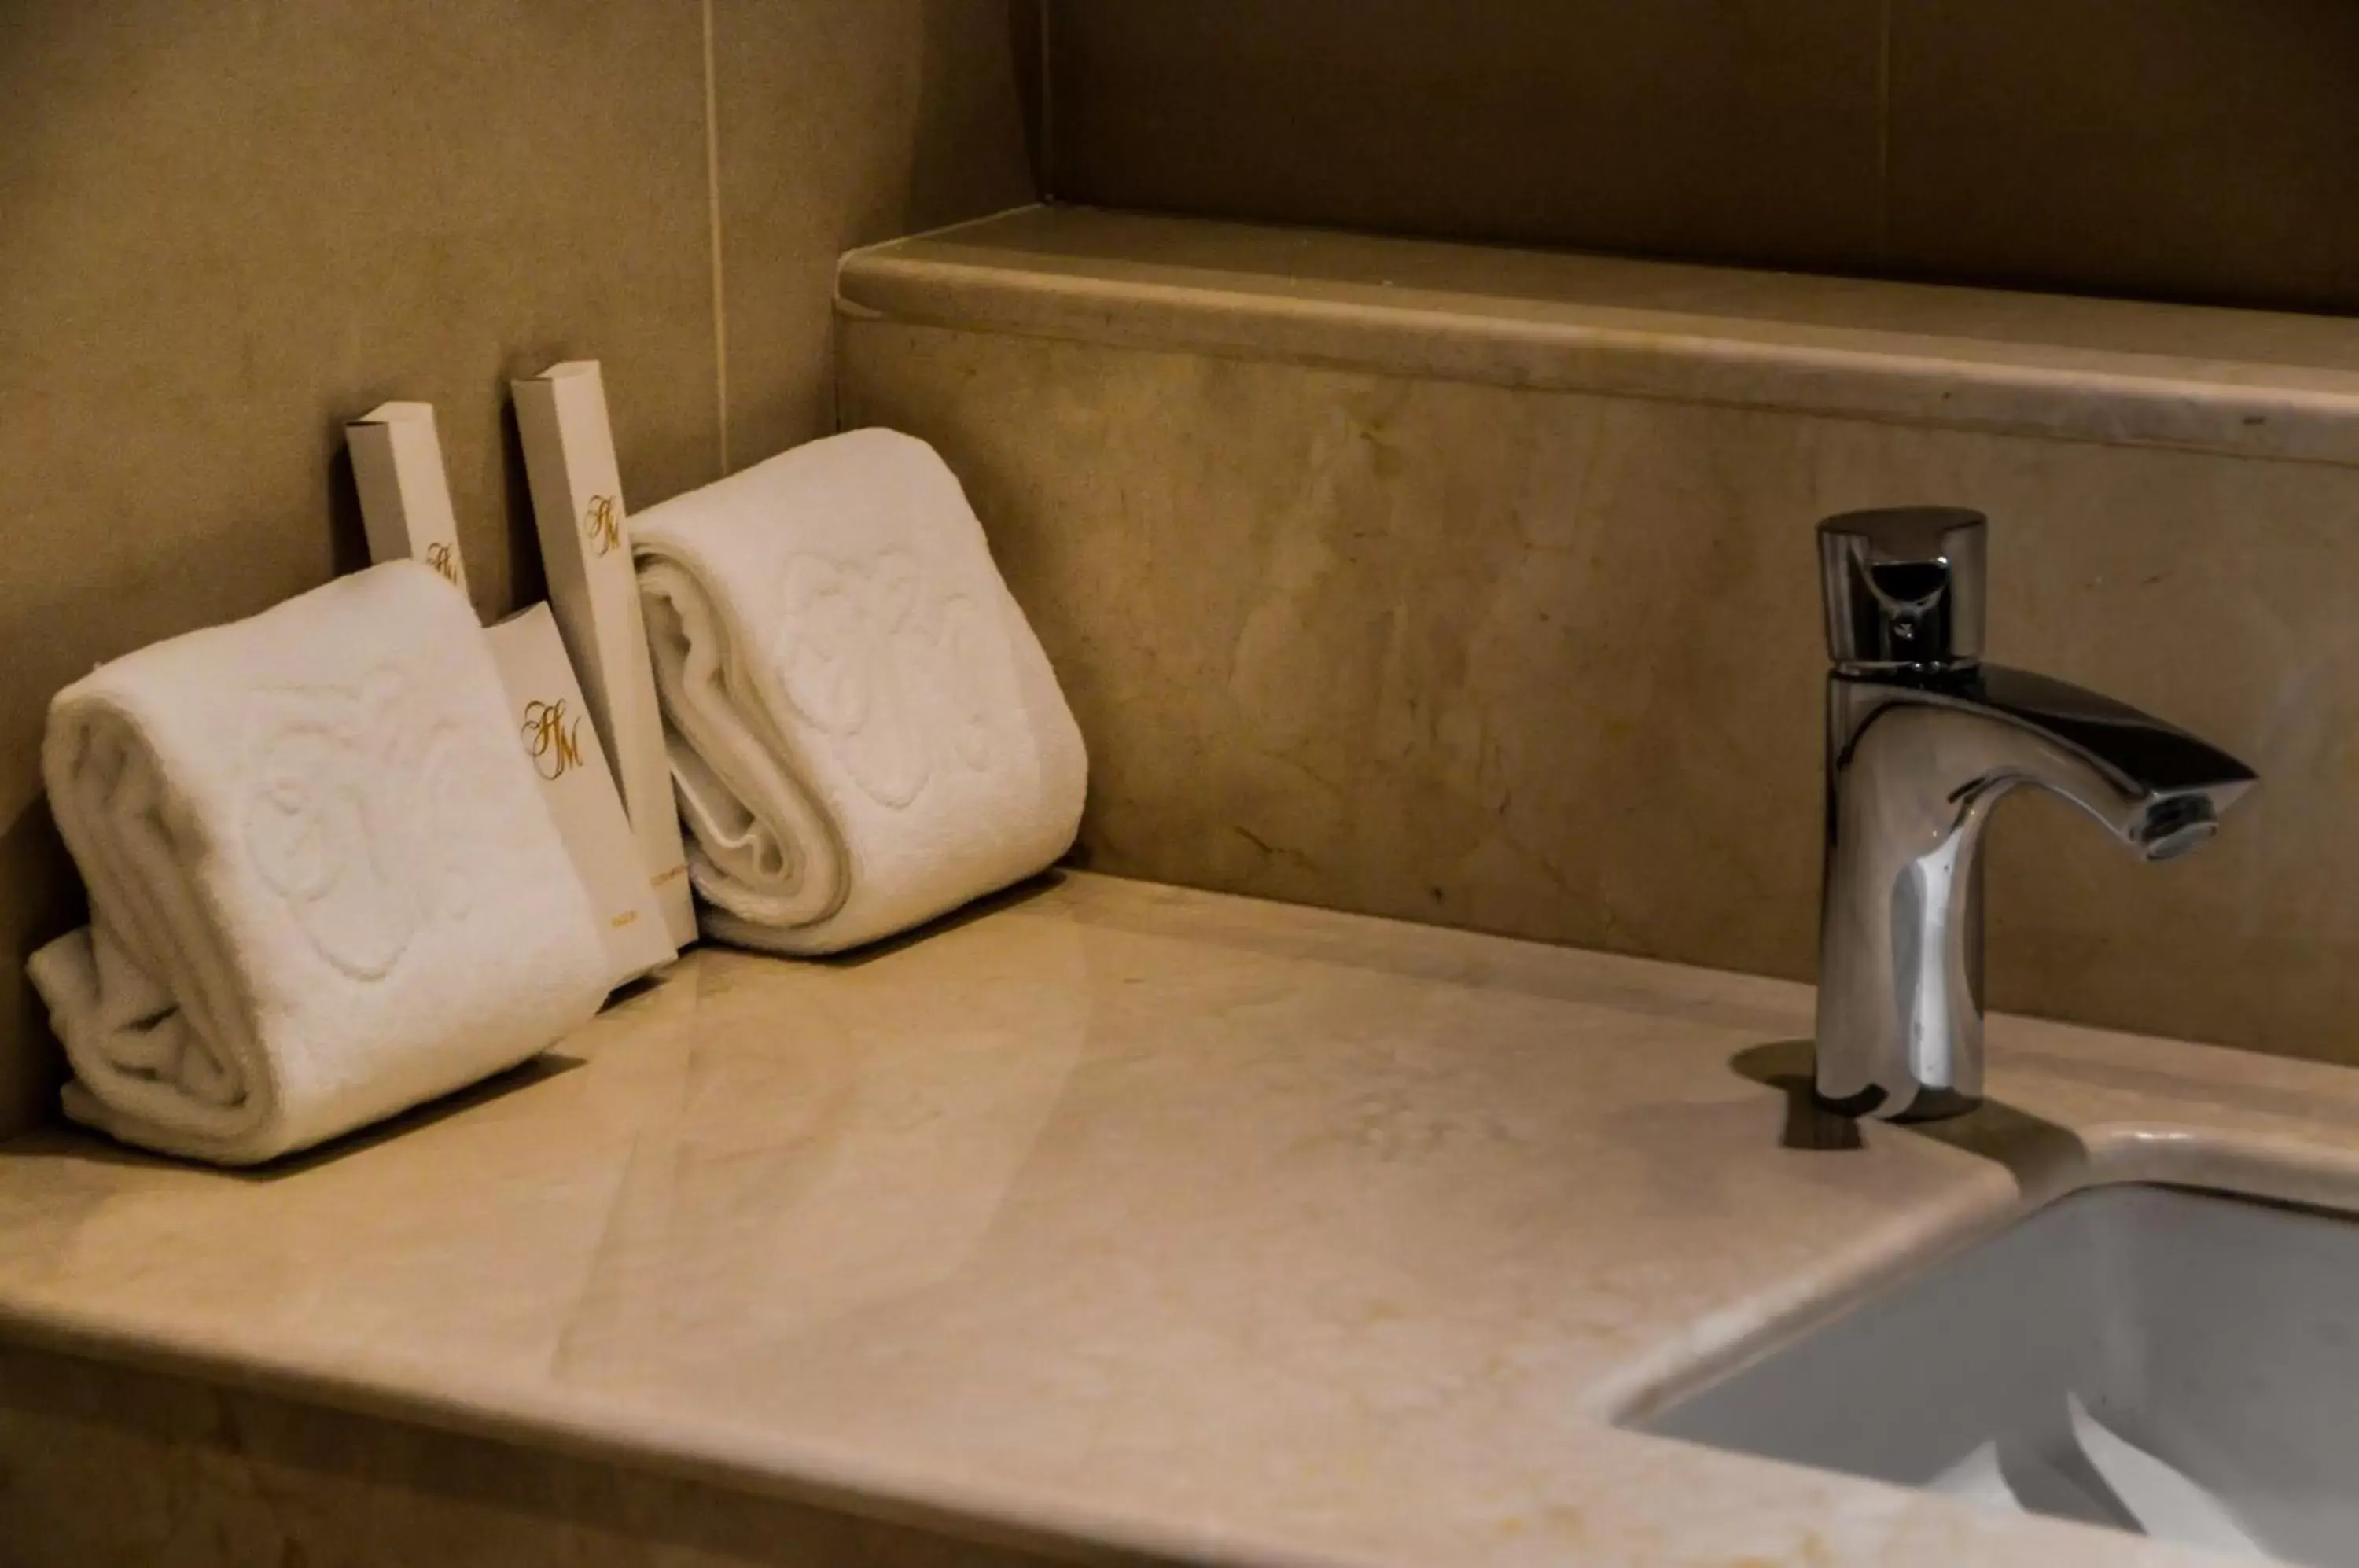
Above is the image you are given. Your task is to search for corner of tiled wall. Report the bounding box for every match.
[0,0,1037,1141]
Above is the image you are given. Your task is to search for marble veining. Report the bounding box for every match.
[838,242,2359,1066]
[2,874,2356,1566]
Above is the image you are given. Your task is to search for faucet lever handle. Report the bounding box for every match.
[1818,506,1987,671]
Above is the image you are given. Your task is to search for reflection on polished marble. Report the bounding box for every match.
[3,874,2357,1566]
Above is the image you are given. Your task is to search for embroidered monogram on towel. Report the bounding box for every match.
[629,428,1087,956]
[770,550,997,809]
[242,670,467,981]
[28,561,613,1165]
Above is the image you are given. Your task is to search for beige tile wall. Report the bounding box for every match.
[1045,0,1886,274]
[841,317,2359,1066]
[714,0,1034,466]
[0,0,1035,1139]
[1043,0,2359,316]
[1886,0,2359,314]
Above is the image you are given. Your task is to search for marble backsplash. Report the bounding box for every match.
[837,209,2359,1065]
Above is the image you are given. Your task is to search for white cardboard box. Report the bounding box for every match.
[512,361,696,948]
[486,605,678,985]
[346,403,470,598]
[345,396,675,985]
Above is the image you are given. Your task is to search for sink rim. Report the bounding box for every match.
[1599,1120,2359,1430]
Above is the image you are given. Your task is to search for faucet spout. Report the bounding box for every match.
[1810,509,2255,1121]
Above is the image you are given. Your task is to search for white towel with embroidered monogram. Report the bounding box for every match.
[27,561,610,1165]
[632,429,1086,955]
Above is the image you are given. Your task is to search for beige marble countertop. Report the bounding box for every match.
[4,873,2358,1566]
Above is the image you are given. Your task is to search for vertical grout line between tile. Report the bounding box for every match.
[701,0,730,474]
[1036,0,1055,200]
[1875,0,1893,265]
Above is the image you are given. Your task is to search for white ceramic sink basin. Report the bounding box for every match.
[1634,1184,2359,1565]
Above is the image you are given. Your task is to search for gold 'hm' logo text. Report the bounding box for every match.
[521,698,586,781]
[424,540,460,584]
[583,495,621,557]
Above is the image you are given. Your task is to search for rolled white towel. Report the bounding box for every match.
[632,429,1086,955]
[28,561,611,1165]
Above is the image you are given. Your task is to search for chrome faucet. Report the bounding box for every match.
[1812,508,2256,1121]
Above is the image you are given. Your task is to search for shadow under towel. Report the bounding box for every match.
[632,429,1087,955]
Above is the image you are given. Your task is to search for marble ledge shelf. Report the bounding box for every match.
[841,204,2359,469]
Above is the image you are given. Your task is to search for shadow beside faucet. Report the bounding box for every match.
[1730,1039,2089,1188]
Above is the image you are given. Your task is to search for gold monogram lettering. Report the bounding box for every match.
[424,540,460,584]
[521,698,586,781]
[583,495,622,557]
